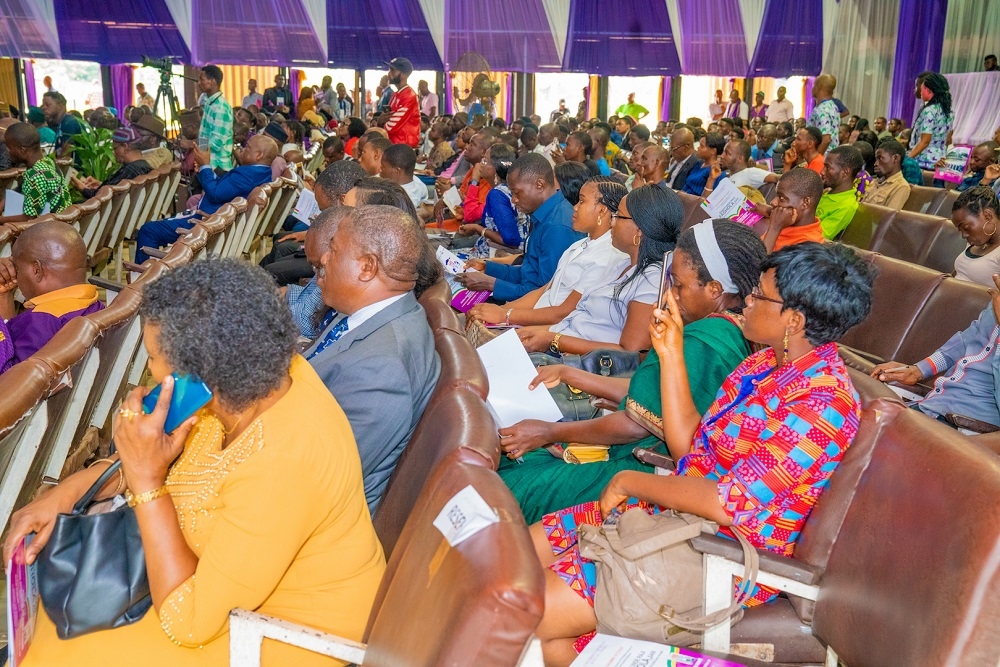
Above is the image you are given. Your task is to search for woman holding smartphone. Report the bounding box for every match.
[5,260,385,666]
[498,220,767,523]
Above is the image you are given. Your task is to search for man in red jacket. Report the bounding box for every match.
[379,57,420,148]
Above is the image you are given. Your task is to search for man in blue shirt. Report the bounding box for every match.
[750,123,785,173]
[41,92,82,157]
[457,153,582,302]
[132,134,277,264]
[955,142,998,192]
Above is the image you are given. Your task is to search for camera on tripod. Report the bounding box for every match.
[141,55,182,127]
[142,56,176,73]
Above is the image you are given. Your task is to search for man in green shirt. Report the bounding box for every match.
[197,65,234,171]
[614,93,648,122]
[816,145,864,240]
[0,123,70,224]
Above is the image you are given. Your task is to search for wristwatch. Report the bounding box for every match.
[469,179,480,186]
[549,333,563,355]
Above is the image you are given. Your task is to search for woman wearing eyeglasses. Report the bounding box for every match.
[530,242,874,666]
[515,184,681,355]
[498,220,767,524]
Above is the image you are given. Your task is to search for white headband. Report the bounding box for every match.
[692,221,738,294]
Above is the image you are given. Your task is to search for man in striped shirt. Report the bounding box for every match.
[378,58,420,148]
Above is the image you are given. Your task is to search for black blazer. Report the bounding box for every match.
[669,155,703,192]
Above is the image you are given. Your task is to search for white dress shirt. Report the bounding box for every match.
[535,232,630,309]
[666,153,695,189]
[766,98,794,123]
[727,167,771,190]
[549,260,663,343]
[344,293,408,332]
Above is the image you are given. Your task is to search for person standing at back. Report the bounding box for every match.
[197,65,233,171]
[808,74,840,153]
[765,86,794,124]
[242,78,262,109]
[379,58,420,148]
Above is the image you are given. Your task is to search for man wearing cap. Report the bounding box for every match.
[133,114,173,169]
[378,58,420,148]
[70,126,152,198]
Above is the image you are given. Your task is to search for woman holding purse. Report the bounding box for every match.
[5,260,385,666]
[528,242,874,666]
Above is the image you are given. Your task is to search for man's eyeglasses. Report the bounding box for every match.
[749,286,784,306]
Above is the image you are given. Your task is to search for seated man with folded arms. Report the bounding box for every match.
[458,153,583,302]
[0,221,103,373]
[862,139,911,209]
[132,134,277,265]
[0,123,71,225]
[305,205,440,513]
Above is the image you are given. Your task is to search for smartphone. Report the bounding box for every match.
[654,251,673,322]
[141,374,213,434]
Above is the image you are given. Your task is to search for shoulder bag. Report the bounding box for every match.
[36,459,152,638]
[578,508,758,646]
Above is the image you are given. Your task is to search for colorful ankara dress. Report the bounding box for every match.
[541,341,860,652]
[499,313,752,524]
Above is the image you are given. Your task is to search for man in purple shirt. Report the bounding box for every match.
[0,220,103,372]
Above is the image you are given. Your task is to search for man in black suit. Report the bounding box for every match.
[262,73,293,116]
[664,127,702,192]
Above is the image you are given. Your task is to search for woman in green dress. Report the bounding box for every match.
[498,220,767,523]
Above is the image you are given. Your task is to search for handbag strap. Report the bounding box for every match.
[602,512,705,560]
[661,527,760,632]
[72,459,122,516]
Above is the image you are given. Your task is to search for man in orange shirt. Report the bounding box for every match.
[758,167,825,252]
[783,126,825,175]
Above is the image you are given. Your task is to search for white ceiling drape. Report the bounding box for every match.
[540,0,571,63]
[738,0,766,67]
[939,1,1000,74]
[416,0,446,66]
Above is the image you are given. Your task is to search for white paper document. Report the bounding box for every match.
[3,189,24,217]
[442,186,463,214]
[291,187,319,225]
[435,245,467,276]
[476,329,563,428]
[572,634,748,667]
[432,485,499,546]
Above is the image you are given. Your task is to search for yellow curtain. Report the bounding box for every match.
[0,59,20,115]
[219,65,279,109]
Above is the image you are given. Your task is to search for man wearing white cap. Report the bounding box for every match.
[378,57,420,148]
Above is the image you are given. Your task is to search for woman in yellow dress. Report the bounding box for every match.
[4,259,386,665]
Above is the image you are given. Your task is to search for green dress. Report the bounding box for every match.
[498,314,752,524]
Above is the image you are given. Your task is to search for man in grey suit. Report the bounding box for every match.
[305,204,441,513]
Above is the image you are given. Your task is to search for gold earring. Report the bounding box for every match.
[985,220,997,237]
[597,215,603,227]
[782,328,790,359]
[633,232,641,246]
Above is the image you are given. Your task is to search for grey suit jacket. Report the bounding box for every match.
[305,292,441,514]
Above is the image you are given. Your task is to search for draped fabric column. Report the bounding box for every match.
[109,64,133,119]
[747,0,823,77]
[289,69,302,111]
[676,0,748,76]
[24,59,36,106]
[888,0,948,126]
[659,77,671,123]
[940,1,1000,74]
[822,0,901,120]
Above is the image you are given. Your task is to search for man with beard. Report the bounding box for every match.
[379,58,420,148]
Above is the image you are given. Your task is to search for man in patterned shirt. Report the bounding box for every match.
[808,74,840,155]
[0,123,70,225]
[197,65,234,171]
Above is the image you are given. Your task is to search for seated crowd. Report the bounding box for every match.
[2,58,1000,667]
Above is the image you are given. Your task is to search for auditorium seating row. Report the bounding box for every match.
[0,163,182,280]
[677,187,966,275]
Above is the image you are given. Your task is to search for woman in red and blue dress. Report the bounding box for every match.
[530,242,876,666]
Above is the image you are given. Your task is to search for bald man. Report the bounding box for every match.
[306,205,440,512]
[133,134,278,264]
[639,144,669,187]
[0,220,103,371]
[808,74,840,154]
[664,127,703,191]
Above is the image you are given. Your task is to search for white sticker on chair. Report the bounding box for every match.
[433,485,499,546]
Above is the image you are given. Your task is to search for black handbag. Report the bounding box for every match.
[530,349,643,421]
[36,460,152,639]
[565,349,642,378]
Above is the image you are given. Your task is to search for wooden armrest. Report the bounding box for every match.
[690,533,822,585]
[140,247,167,259]
[88,276,124,293]
[945,413,1000,434]
[632,447,674,470]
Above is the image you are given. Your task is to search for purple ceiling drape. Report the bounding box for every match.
[888,0,948,126]
[677,0,748,76]
[747,0,823,77]
[327,0,441,70]
[24,59,36,106]
[562,0,681,75]
[445,0,560,72]
[110,64,133,119]
[0,0,60,59]
[55,0,189,64]
[190,0,326,66]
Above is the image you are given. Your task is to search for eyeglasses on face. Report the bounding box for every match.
[749,285,784,305]
[611,212,633,223]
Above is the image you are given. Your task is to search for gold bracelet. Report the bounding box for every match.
[90,458,125,496]
[125,486,170,508]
